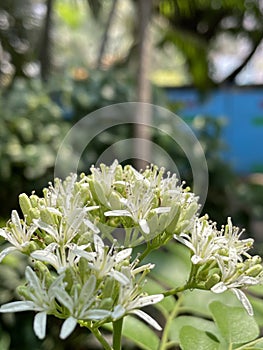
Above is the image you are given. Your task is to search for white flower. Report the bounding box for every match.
[109,261,163,330]
[74,234,132,284]
[174,218,219,264]
[33,204,99,244]
[105,182,170,235]
[89,160,122,207]
[215,217,254,259]
[53,274,111,339]
[31,242,89,273]
[111,279,164,330]
[0,211,37,262]
[211,255,259,316]
[0,267,64,339]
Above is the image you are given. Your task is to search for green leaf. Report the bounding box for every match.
[179,325,219,350]
[250,296,263,327]
[209,301,259,344]
[170,316,220,344]
[145,241,191,288]
[182,289,239,317]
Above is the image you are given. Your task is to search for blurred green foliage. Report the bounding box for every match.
[0,78,69,217]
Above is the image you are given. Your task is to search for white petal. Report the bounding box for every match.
[31,250,59,270]
[191,255,203,264]
[115,248,132,263]
[34,311,47,339]
[133,294,164,308]
[238,276,259,286]
[231,288,254,316]
[104,210,131,217]
[0,228,9,240]
[83,219,100,233]
[33,220,58,239]
[85,205,100,212]
[73,249,96,261]
[0,301,37,312]
[211,282,228,293]
[11,210,22,230]
[120,198,128,205]
[46,207,62,216]
[60,316,78,339]
[25,267,42,294]
[0,246,17,262]
[109,270,130,285]
[139,219,150,234]
[112,305,125,319]
[79,275,96,305]
[85,309,111,320]
[94,234,104,255]
[131,309,162,331]
[53,288,74,314]
[174,235,194,251]
[152,207,171,214]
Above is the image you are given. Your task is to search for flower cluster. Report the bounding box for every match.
[0,160,196,340]
[0,160,262,343]
[175,216,263,315]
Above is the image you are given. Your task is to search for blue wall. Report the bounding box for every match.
[166,87,263,174]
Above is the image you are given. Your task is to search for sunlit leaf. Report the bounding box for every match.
[209,301,259,344]
[179,325,219,350]
[170,316,220,344]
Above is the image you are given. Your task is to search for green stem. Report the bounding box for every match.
[163,264,206,297]
[90,326,113,350]
[138,243,153,263]
[235,337,263,350]
[159,294,184,350]
[163,284,189,297]
[112,318,123,350]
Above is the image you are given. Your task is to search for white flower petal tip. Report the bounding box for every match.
[86,309,111,320]
[232,288,254,316]
[109,270,130,285]
[104,210,131,217]
[112,305,126,320]
[115,248,132,263]
[211,282,228,294]
[152,207,171,214]
[0,301,37,313]
[131,309,162,331]
[191,255,203,264]
[139,219,150,234]
[0,247,17,262]
[34,311,47,339]
[60,317,78,339]
[137,294,164,307]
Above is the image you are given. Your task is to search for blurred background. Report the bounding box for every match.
[0,0,262,349]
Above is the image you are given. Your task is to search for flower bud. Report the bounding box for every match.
[17,285,29,299]
[29,194,39,207]
[205,273,221,289]
[34,261,54,286]
[19,194,32,218]
[100,297,114,310]
[40,209,55,225]
[29,208,40,221]
[24,241,39,254]
[108,192,122,210]
[246,264,263,278]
